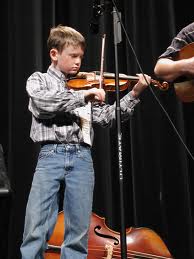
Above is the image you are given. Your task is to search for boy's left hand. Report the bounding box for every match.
[130,73,151,98]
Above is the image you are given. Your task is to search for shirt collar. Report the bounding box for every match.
[47,64,66,82]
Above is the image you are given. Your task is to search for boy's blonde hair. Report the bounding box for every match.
[47,25,86,53]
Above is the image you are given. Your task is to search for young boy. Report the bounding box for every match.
[20,25,151,259]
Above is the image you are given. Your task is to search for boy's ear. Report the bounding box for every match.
[50,48,58,61]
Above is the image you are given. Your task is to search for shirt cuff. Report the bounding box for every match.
[121,91,140,109]
[71,90,86,106]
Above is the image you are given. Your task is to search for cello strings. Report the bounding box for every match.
[47,244,173,258]
[88,245,173,259]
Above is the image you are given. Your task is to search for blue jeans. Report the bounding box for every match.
[20,144,95,259]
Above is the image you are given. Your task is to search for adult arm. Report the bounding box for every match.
[154,57,194,82]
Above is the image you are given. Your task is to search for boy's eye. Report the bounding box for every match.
[71,54,84,59]
[70,54,78,58]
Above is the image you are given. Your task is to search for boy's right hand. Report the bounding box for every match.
[84,88,106,103]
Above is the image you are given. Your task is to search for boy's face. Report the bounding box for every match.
[50,45,84,75]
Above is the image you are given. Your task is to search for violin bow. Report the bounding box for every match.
[99,34,106,89]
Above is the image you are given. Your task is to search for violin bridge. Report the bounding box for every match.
[105,244,113,259]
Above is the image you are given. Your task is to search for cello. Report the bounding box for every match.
[44,211,174,259]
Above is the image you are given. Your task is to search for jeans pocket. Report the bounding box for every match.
[77,147,93,163]
[38,145,55,160]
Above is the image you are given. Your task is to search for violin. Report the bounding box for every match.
[67,71,169,92]
[44,211,174,259]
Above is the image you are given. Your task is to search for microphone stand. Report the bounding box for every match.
[112,7,127,259]
[90,2,127,257]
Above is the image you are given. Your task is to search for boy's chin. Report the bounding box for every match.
[69,71,79,76]
[66,71,79,78]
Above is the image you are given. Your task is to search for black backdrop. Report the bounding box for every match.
[1,0,194,259]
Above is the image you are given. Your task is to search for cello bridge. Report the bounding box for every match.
[105,244,113,259]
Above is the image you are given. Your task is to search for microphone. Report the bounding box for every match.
[90,0,105,34]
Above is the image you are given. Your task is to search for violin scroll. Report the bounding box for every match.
[151,79,169,91]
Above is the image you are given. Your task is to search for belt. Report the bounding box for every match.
[40,141,90,148]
